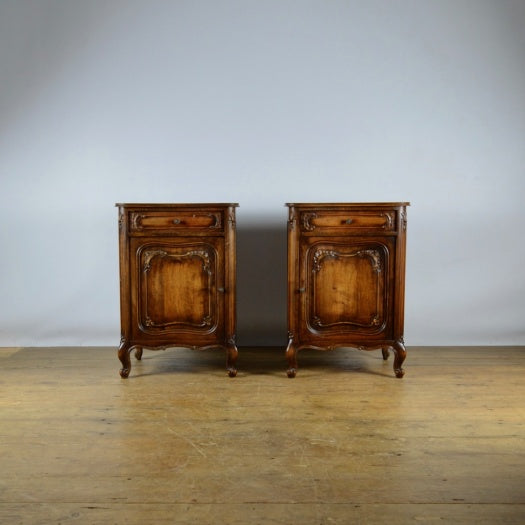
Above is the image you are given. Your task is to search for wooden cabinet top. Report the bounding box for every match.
[286,202,410,208]
[116,203,239,209]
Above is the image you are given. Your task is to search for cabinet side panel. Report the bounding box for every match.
[393,206,408,340]
[224,206,237,342]
[287,206,300,339]
[117,206,131,343]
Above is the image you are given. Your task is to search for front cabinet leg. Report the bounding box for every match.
[392,339,407,378]
[286,337,298,378]
[118,340,132,378]
[226,341,238,378]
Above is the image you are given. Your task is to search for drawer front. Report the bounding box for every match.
[130,210,224,233]
[300,210,395,232]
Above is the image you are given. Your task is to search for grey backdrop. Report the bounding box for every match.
[1,0,524,347]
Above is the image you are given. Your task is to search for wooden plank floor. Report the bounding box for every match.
[1,346,524,524]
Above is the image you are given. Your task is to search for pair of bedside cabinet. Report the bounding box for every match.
[117,202,409,379]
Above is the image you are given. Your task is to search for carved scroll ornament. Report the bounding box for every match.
[142,249,212,274]
[302,212,318,231]
[312,248,382,274]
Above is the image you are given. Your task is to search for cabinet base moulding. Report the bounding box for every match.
[117,340,239,378]
[284,337,407,378]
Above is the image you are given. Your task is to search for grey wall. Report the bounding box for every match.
[1,0,524,347]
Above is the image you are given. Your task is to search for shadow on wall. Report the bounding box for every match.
[236,223,287,347]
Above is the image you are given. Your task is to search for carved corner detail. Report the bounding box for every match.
[302,212,317,231]
[401,210,407,232]
[312,249,339,272]
[382,212,394,230]
[143,250,168,272]
[288,208,296,231]
[131,213,145,230]
[205,213,222,229]
[356,249,382,273]
[118,209,125,231]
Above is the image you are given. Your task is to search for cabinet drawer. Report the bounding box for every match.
[130,210,223,233]
[301,211,395,232]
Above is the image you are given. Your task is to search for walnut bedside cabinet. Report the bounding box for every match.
[285,202,409,378]
[116,203,239,378]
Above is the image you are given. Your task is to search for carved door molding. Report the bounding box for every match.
[301,240,392,338]
[304,242,390,336]
[136,242,221,336]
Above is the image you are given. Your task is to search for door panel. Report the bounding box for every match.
[130,238,224,339]
[301,239,394,340]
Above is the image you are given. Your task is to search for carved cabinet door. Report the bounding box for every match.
[129,237,225,345]
[299,237,395,343]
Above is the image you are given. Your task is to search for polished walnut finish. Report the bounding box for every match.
[116,203,238,378]
[286,202,409,378]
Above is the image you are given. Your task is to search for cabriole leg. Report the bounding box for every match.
[286,337,298,378]
[381,346,390,360]
[392,339,407,378]
[226,341,238,378]
[118,339,132,378]
[134,347,143,360]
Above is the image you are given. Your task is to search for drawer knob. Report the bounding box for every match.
[218,287,225,293]
[172,218,181,224]
[298,287,305,293]
[345,218,353,224]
